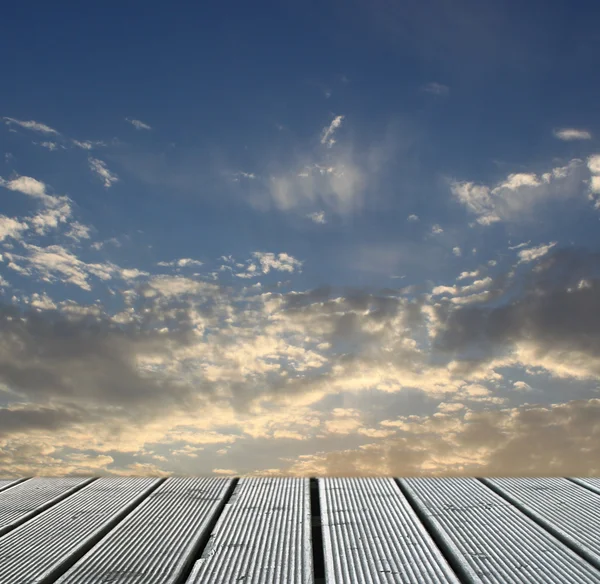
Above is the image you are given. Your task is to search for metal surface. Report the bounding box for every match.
[1,476,600,583]
[320,477,461,584]
[54,477,233,584]
[400,477,600,584]
[0,476,159,584]
[0,478,26,493]
[571,477,600,496]
[0,477,93,537]
[483,477,600,570]
[185,477,313,584]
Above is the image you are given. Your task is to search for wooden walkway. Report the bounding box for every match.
[0,476,599,583]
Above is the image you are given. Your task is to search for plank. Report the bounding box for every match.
[0,478,28,494]
[186,477,313,584]
[0,476,159,584]
[320,477,462,584]
[55,477,233,584]
[400,477,600,584]
[483,477,600,570]
[0,477,92,537]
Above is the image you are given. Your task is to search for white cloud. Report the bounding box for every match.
[0,216,28,242]
[66,222,91,241]
[508,241,531,250]
[452,246,461,256]
[72,140,104,150]
[457,270,479,281]
[252,252,303,274]
[89,158,119,188]
[588,155,600,175]
[30,292,57,311]
[157,258,204,268]
[513,381,532,391]
[307,211,326,224]
[517,242,557,263]
[1,175,47,198]
[125,118,152,131]
[3,117,59,135]
[553,128,592,141]
[7,244,119,291]
[431,224,443,234]
[451,158,586,224]
[321,114,344,148]
[38,142,62,151]
[407,214,419,222]
[422,82,449,95]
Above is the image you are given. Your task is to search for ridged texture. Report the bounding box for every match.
[401,477,600,584]
[0,476,158,584]
[55,477,232,584]
[0,478,25,493]
[186,477,312,583]
[0,477,92,536]
[571,477,600,496]
[484,477,600,570]
[320,477,461,584]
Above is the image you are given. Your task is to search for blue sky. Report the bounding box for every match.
[1,0,600,477]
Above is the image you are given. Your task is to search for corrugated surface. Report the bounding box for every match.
[320,477,461,584]
[0,476,159,584]
[483,477,600,570]
[55,477,233,584]
[186,477,313,584]
[0,477,93,537]
[0,478,25,493]
[400,477,600,584]
[571,477,600,496]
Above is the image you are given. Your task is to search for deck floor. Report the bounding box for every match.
[0,476,599,583]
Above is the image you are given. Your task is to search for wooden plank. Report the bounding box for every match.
[55,477,233,584]
[186,477,313,584]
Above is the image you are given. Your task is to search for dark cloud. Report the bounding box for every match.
[433,249,600,374]
[0,303,208,416]
[285,398,600,476]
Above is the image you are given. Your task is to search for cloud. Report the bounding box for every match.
[125,118,152,131]
[3,117,59,135]
[0,216,28,242]
[433,248,600,380]
[1,175,47,198]
[157,258,204,268]
[307,211,327,224]
[282,398,600,476]
[553,128,592,141]
[72,140,104,150]
[513,381,532,391]
[321,114,344,148]
[517,241,557,263]
[457,270,479,280]
[431,224,444,234]
[452,246,461,257]
[88,158,119,188]
[451,158,587,224]
[65,222,91,241]
[38,142,62,151]
[421,82,449,95]
[407,214,419,222]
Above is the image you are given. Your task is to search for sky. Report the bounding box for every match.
[1,0,600,478]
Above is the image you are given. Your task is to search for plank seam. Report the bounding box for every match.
[173,477,239,584]
[478,477,600,572]
[0,477,30,494]
[310,478,325,584]
[0,478,97,539]
[394,478,480,584]
[39,477,166,584]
